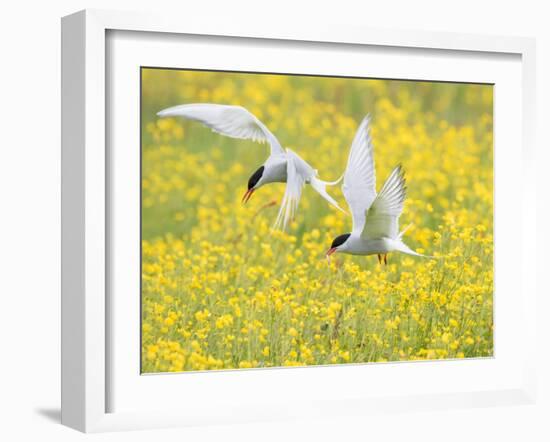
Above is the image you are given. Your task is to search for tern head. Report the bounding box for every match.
[326,233,351,262]
[242,166,265,204]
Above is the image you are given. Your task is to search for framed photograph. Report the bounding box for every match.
[61,9,537,432]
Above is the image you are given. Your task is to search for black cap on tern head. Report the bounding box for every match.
[247,166,265,190]
[331,233,351,249]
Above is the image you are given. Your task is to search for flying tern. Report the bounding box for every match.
[326,115,430,265]
[157,103,345,230]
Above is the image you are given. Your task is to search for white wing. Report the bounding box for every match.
[273,150,307,231]
[361,165,407,240]
[341,115,377,234]
[157,103,285,156]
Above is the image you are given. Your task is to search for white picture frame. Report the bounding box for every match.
[61,9,537,433]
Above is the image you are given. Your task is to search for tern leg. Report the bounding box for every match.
[377,254,382,265]
[383,254,388,265]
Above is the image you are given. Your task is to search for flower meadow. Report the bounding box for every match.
[141,69,493,373]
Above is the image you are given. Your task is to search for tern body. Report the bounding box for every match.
[261,156,287,184]
[336,236,404,256]
[326,115,429,263]
[157,103,344,230]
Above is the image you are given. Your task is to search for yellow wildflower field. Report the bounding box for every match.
[141,68,493,373]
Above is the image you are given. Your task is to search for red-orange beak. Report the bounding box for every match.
[326,247,337,264]
[242,188,255,204]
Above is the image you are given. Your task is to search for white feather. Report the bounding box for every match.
[273,150,305,231]
[361,165,407,240]
[157,103,285,156]
[341,115,377,234]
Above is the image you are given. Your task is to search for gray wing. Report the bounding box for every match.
[272,150,307,231]
[341,115,377,235]
[157,103,285,156]
[361,165,406,240]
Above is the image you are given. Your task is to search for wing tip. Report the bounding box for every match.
[358,113,372,132]
[157,106,180,118]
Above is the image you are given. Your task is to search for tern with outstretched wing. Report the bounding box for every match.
[157,103,344,230]
[326,115,432,264]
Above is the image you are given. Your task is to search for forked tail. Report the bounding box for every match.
[321,173,344,186]
[310,176,347,214]
[394,239,438,259]
[396,224,441,258]
[397,223,413,240]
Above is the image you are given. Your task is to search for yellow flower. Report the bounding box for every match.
[215,314,234,329]
[195,309,210,322]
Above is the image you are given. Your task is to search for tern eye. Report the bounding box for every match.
[331,233,350,248]
[248,166,265,190]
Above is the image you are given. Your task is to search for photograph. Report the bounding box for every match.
[140,68,494,373]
